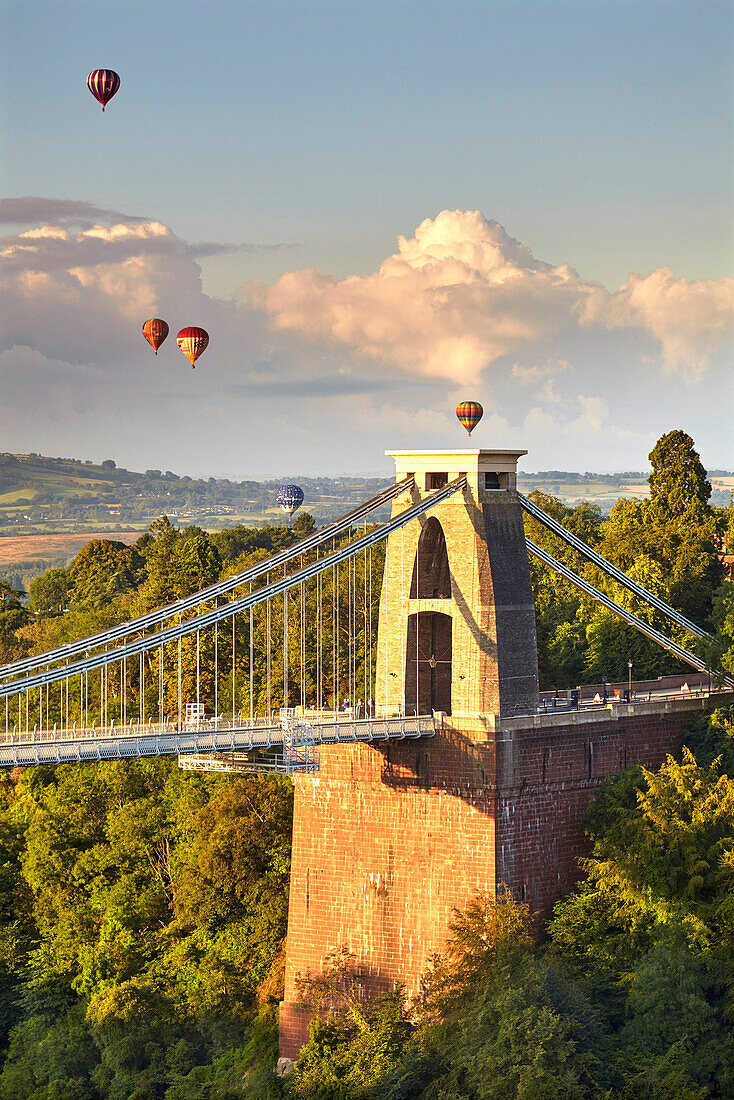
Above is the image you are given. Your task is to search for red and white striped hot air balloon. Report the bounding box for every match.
[87,69,120,112]
[176,327,209,368]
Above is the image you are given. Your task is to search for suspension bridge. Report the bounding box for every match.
[1,445,732,1060]
[0,450,730,773]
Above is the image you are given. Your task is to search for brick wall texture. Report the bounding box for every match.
[279,702,704,1059]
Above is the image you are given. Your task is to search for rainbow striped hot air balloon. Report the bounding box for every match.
[456,401,483,436]
[87,69,120,112]
[176,327,209,368]
[142,318,169,355]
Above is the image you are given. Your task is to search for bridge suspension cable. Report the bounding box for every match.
[526,538,734,687]
[0,477,466,699]
[519,492,713,642]
[0,476,415,681]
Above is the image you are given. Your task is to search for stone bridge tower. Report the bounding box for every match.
[279,446,698,1060]
[375,449,538,720]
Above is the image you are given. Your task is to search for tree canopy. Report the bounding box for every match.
[68,539,145,611]
[648,429,712,515]
[0,760,293,1099]
[523,428,728,689]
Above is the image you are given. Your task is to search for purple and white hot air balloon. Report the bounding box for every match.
[276,484,304,520]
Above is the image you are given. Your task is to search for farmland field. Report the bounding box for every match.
[0,489,38,504]
[0,530,141,568]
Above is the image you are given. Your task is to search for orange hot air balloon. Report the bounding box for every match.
[176,326,209,368]
[142,318,169,355]
[456,400,483,436]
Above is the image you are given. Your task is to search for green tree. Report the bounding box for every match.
[0,760,294,1099]
[549,751,734,997]
[0,1002,99,1100]
[648,430,711,516]
[380,892,612,1100]
[291,513,316,539]
[68,540,145,611]
[0,581,29,663]
[290,991,411,1100]
[0,780,36,1049]
[173,774,293,1015]
[175,535,221,595]
[0,581,25,610]
[523,434,723,689]
[618,931,733,1098]
[138,528,220,610]
[710,580,734,678]
[522,493,591,689]
[29,569,70,616]
[288,894,614,1100]
[596,495,721,631]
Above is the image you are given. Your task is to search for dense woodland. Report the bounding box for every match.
[0,430,731,1098]
[526,430,733,690]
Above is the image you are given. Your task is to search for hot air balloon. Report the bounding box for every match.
[276,484,304,520]
[87,69,120,111]
[142,318,169,355]
[176,327,209,368]
[456,401,483,436]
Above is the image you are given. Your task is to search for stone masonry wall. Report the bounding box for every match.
[279,702,700,1059]
[492,708,689,916]
[279,732,497,1058]
[375,483,538,719]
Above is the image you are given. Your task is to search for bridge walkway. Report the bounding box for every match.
[0,710,436,770]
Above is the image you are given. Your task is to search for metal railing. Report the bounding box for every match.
[179,747,321,776]
[0,712,436,769]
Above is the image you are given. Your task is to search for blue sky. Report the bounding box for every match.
[1,0,732,477]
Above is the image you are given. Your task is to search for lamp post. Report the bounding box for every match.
[628,659,633,700]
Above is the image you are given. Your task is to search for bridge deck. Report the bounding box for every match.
[0,712,436,769]
[1,683,729,769]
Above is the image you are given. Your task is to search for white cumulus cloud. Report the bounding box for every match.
[580,267,734,373]
[0,220,228,364]
[0,201,730,476]
[251,209,733,384]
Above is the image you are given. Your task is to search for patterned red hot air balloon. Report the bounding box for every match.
[176,327,209,368]
[142,318,169,356]
[87,70,120,112]
[456,401,483,436]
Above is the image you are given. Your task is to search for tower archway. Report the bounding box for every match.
[410,517,451,599]
[404,611,452,715]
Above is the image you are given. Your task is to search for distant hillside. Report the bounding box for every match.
[0,452,392,535]
[518,468,733,511]
[0,452,731,589]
